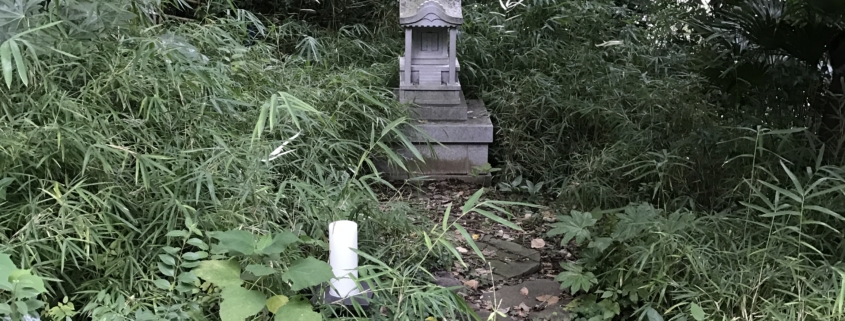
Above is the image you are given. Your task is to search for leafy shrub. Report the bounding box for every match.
[0,0,436,318]
[0,254,48,321]
[551,168,845,321]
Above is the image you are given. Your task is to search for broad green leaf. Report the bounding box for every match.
[275,297,321,321]
[193,260,243,289]
[555,263,596,294]
[0,253,15,290]
[587,237,613,252]
[219,286,266,321]
[689,303,705,321]
[266,295,289,314]
[166,230,190,238]
[255,234,273,253]
[181,260,201,268]
[212,230,256,255]
[462,188,484,213]
[246,264,276,277]
[158,254,176,265]
[182,251,208,261]
[441,203,452,231]
[178,272,199,283]
[187,238,209,250]
[644,307,664,321]
[474,208,521,230]
[162,246,180,255]
[152,279,171,290]
[258,231,300,255]
[547,211,596,245]
[1,41,12,88]
[454,224,485,261]
[0,303,10,314]
[8,40,26,86]
[282,257,334,291]
[8,269,46,294]
[0,177,13,201]
[14,301,27,315]
[157,262,175,277]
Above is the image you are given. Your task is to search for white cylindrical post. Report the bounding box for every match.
[328,220,360,298]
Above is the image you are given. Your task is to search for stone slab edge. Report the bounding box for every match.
[382,173,492,186]
[405,99,493,143]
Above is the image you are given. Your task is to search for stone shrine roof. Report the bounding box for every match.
[399,0,462,26]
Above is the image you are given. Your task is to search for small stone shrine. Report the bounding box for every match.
[380,0,494,183]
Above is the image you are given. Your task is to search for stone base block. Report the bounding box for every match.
[376,99,494,184]
[406,99,492,143]
[408,99,468,121]
[399,87,462,105]
[376,143,488,176]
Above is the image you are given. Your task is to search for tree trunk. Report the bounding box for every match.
[819,31,845,147]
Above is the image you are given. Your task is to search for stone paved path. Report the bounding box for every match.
[468,237,570,320]
[375,180,573,320]
[477,235,542,282]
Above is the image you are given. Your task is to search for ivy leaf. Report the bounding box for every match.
[547,210,597,245]
[246,264,276,277]
[219,286,266,321]
[689,303,705,321]
[275,296,321,321]
[212,230,256,255]
[282,257,334,291]
[193,260,243,289]
[266,295,289,314]
[554,263,597,294]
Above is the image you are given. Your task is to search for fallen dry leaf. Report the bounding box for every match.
[463,280,479,290]
[472,234,480,240]
[456,246,468,253]
[519,302,531,311]
[546,296,560,305]
[520,287,529,296]
[536,295,552,302]
[531,238,546,249]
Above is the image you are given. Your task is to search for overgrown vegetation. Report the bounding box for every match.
[2,0,845,320]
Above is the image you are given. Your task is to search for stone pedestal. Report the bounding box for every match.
[378,99,493,184]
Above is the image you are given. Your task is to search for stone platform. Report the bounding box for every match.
[377,99,493,184]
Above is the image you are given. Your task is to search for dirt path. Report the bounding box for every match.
[376,180,576,320]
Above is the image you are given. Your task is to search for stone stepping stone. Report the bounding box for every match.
[479,279,570,320]
[476,235,541,282]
